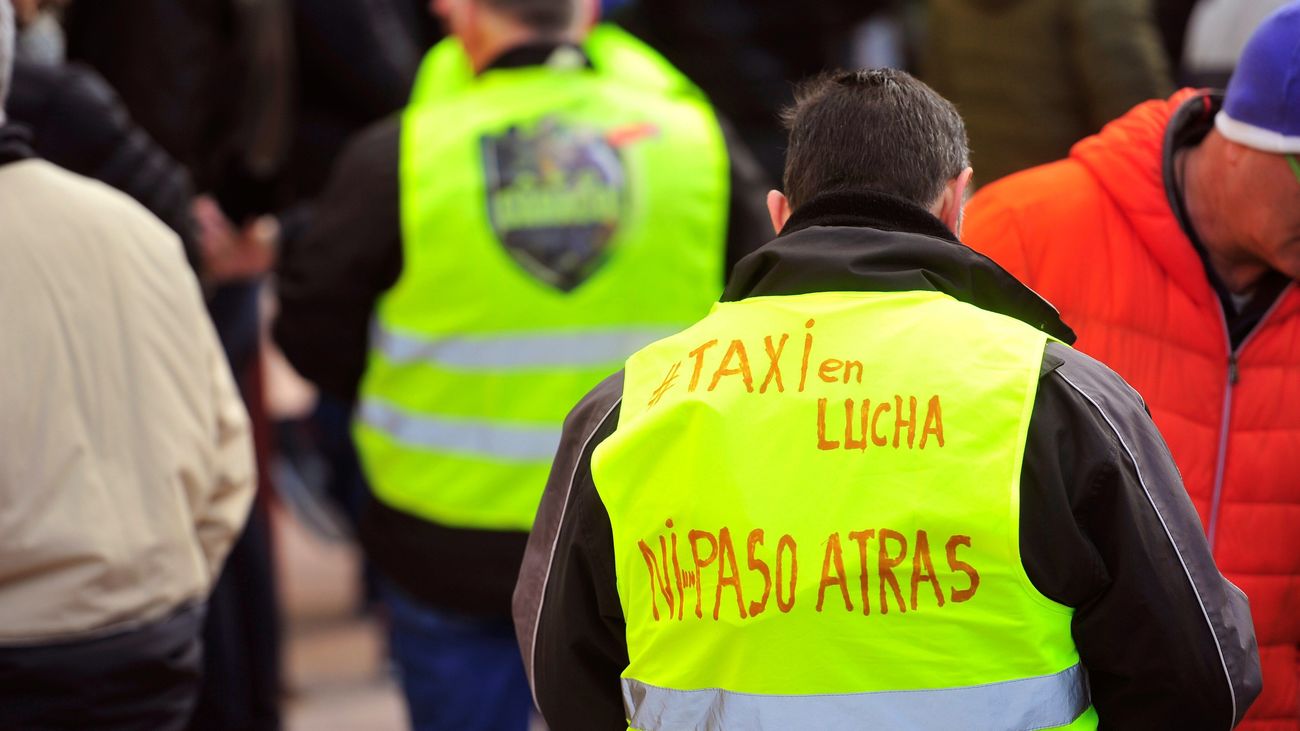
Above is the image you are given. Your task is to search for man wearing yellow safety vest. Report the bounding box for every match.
[514,69,1263,730]
[272,0,768,728]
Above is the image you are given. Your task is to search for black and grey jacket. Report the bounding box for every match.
[513,191,1262,730]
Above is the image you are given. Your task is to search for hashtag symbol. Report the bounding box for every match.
[648,361,681,408]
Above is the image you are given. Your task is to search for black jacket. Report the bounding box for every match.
[64,0,295,219]
[0,125,34,167]
[272,45,772,616]
[7,61,200,269]
[514,191,1262,730]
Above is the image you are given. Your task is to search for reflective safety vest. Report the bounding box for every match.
[592,291,1097,730]
[407,25,703,110]
[353,33,729,533]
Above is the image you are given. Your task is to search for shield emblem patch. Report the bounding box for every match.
[482,117,628,292]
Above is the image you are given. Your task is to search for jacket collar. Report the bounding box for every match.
[482,42,590,74]
[724,190,1076,343]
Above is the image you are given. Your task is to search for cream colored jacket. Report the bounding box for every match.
[0,160,255,643]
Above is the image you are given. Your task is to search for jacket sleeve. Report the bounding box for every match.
[514,373,629,730]
[192,322,257,584]
[1070,0,1174,131]
[272,116,403,402]
[1021,343,1261,728]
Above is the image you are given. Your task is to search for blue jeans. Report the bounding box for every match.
[382,583,533,731]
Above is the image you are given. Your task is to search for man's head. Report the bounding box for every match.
[432,0,596,72]
[1191,1,1300,286]
[767,69,973,236]
[0,0,13,124]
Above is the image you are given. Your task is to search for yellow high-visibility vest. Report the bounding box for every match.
[354,32,729,532]
[593,290,1097,730]
[407,25,702,110]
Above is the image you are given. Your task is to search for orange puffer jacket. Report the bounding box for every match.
[965,90,1300,730]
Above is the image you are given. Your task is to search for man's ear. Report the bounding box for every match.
[767,190,792,235]
[937,167,974,236]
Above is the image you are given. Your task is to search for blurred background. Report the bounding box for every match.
[4,0,1284,728]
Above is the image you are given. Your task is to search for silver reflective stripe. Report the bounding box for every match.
[623,664,1090,731]
[358,399,561,461]
[375,327,680,369]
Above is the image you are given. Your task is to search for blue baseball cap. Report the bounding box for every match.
[1215,1,1300,154]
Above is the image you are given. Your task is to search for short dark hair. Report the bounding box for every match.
[481,0,576,34]
[780,69,969,210]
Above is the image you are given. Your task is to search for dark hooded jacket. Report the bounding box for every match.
[513,191,1261,730]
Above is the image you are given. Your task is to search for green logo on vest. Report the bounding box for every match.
[482,116,639,292]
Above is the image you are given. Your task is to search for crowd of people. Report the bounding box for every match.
[1,0,1297,729]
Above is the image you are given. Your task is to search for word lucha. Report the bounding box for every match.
[645,319,948,452]
[816,395,945,451]
[636,520,981,623]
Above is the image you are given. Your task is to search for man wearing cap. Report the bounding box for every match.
[963,4,1300,728]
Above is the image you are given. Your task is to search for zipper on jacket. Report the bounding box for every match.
[1206,285,1292,547]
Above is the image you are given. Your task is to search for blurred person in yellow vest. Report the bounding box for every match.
[271,0,768,728]
[514,68,1260,730]
[0,2,255,728]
